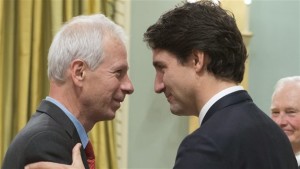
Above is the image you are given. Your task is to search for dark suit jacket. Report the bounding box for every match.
[174,90,298,169]
[2,100,90,169]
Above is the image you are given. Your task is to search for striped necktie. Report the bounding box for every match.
[85,141,95,169]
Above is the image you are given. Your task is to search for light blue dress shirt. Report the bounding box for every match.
[46,96,89,148]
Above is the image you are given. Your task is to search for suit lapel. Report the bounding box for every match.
[36,100,77,138]
[201,90,252,125]
[36,100,90,168]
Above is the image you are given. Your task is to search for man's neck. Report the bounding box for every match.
[195,75,238,113]
[48,82,94,132]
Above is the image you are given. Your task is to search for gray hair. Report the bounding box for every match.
[48,14,127,82]
[272,76,300,98]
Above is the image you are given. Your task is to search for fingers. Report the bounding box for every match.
[71,143,85,168]
[25,161,69,169]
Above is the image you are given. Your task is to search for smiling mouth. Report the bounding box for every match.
[165,94,173,102]
[283,129,293,135]
[114,97,125,103]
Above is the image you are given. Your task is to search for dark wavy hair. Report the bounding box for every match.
[143,0,247,83]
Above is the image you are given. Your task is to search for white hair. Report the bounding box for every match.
[272,76,300,99]
[48,14,127,82]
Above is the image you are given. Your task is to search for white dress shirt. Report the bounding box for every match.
[296,152,300,166]
[199,86,244,125]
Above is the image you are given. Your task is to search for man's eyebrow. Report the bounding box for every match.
[270,107,278,112]
[286,107,299,112]
[153,61,164,67]
[111,63,129,72]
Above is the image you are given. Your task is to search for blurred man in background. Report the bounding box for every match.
[271,76,300,168]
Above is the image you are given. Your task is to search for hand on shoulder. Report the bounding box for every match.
[25,143,84,169]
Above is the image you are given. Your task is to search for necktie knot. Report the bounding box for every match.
[85,141,95,169]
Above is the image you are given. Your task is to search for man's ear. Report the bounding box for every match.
[192,50,205,73]
[71,59,86,87]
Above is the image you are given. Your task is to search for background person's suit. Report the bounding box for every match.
[2,100,90,169]
[174,90,297,169]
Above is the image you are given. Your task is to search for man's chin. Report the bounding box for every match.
[97,112,116,121]
[106,113,116,120]
[170,108,185,116]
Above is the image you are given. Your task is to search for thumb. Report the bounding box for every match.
[71,143,85,168]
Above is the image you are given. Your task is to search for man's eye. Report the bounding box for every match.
[155,65,165,72]
[115,70,124,77]
[115,70,121,75]
[156,65,163,69]
[287,111,296,114]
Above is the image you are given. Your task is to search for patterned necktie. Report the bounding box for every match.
[85,141,95,169]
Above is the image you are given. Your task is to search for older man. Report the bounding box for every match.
[271,76,300,168]
[2,14,134,169]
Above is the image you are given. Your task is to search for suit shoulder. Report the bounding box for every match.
[2,113,77,169]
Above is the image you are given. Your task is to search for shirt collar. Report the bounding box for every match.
[199,86,244,125]
[296,152,300,166]
[46,96,89,148]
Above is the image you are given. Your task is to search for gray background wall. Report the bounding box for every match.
[127,0,300,168]
[128,1,188,169]
[249,0,300,114]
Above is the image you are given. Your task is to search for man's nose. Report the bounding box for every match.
[276,113,288,126]
[154,75,165,93]
[122,75,134,94]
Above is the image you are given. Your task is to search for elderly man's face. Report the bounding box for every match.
[271,83,300,151]
[80,37,134,122]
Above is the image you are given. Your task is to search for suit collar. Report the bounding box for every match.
[36,100,78,139]
[199,86,244,124]
[201,90,252,125]
[36,100,90,168]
